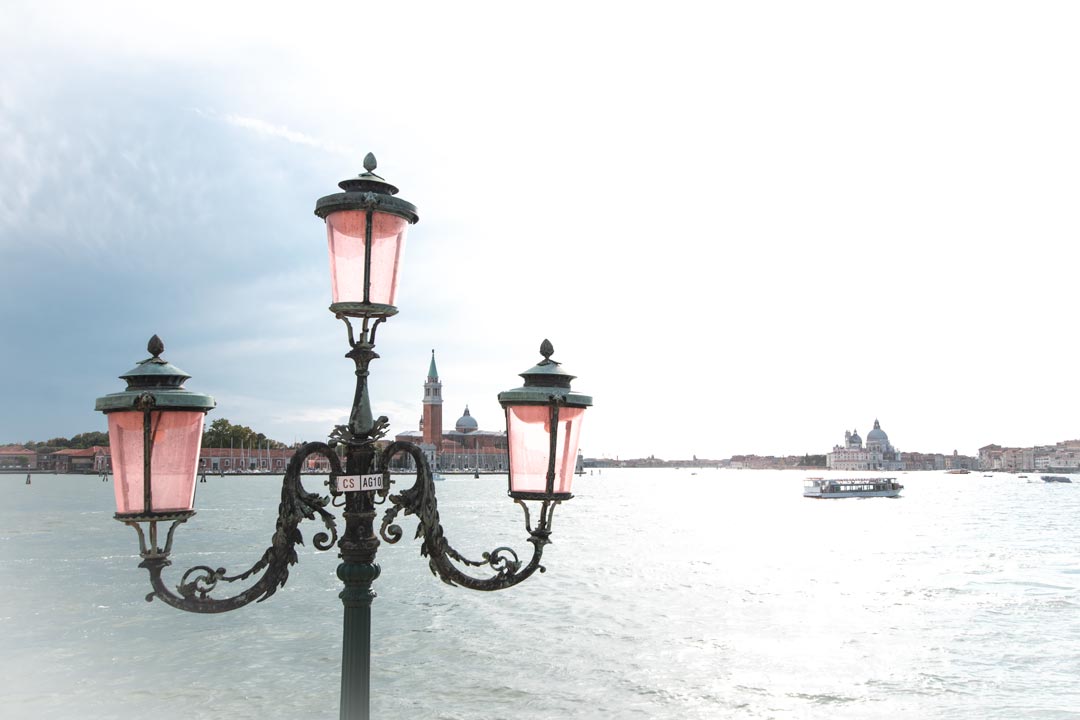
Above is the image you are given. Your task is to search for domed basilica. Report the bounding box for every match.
[392,351,508,472]
[826,419,904,471]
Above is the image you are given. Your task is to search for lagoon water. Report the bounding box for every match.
[2,469,1079,719]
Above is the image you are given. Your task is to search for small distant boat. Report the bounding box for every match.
[946,469,971,475]
[1018,474,1028,479]
[433,473,446,482]
[1041,475,1073,483]
[803,477,903,499]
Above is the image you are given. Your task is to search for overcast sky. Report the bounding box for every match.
[2,2,1078,460]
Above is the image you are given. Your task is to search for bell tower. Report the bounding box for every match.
[422,349,443,447]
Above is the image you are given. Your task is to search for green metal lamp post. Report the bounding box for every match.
[96,155,592,720]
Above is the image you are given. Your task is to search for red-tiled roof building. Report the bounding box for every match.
[0,445,37,469]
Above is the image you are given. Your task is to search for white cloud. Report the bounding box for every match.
[218,112,354,157]
[274,407,350,426]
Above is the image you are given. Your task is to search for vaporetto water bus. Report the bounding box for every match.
[803,477,903,499]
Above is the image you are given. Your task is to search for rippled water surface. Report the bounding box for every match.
[2,469,1079,719]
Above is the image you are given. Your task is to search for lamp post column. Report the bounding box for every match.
[315,148,417,719]
[338,443,380,720]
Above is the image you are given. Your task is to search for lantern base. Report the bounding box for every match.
[113,510,196,523]
[330,302,398,319]
[115,510,196,560]
[508,491,573,502]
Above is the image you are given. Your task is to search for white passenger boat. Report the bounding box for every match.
[803,477,903,498]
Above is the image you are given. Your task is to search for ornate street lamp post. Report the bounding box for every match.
[95,155,592,720]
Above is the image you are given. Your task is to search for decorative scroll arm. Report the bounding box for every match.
[378,441,557,591]
[133,442,344,614]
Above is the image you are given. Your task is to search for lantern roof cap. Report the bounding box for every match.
[314,152,419,224]
[337,152,401,194]
[95,335,216,413]
[497,340,592,408]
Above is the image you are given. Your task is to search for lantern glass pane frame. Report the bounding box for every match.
[504,402,585,501]
[325,209,409,312]
[108,409,206,517]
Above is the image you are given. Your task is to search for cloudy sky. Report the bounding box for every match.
[2,2,1078,460]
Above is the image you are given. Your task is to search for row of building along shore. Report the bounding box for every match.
[0,352,513,475]
[6,433,1078,475]
[823,418,1080,472]
[3,355,1078,476]
[4,439,1078,475]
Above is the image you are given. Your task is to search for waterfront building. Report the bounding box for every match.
[1046,440,1080,469]
[0,445,37,469]
[48,446,110,473]
[826,428,871,470]
[196,447,297,473]
[978,444,1032,472]
[978,444,1003,470]
[943,450,979,471]
[900,451,945,471]
[980,440,1080,471]
[728,455,803,470]
[393,351,508,472]
[826,419,904,471]
[43,445,331,476]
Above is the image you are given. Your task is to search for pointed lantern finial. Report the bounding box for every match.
[539,339,554,364]
[147,335,164,358]
[363,152,377,173]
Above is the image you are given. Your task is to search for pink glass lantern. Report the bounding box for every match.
[315,153,419,319]
[498,340,592,501]
[108,410,205,515]
[95,336,216,518]
[325,210,409,309]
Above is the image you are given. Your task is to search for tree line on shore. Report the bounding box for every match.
[16,418,286,453]
[21,432,109,452]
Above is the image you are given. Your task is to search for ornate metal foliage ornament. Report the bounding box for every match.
[130,442,342,612]
[378,441,554,591]
[128,324,557,612]
[101,156,590,720]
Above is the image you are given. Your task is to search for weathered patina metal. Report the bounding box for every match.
[125,442,342,613]
[498,340,593,501]
[118,322,571,719]
[95,335,216,414]
[314,152,419,225]
[378,441,556,591]
[111,158,587,720]
[314,153,419,320]
[96,336,216,518]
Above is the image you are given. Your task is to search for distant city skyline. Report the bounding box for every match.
[3,4,1079,460]
[6,419,1077,470]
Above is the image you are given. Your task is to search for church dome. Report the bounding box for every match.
[850,430,862,445]
[455,406,478,433]
[867,419,888,442]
